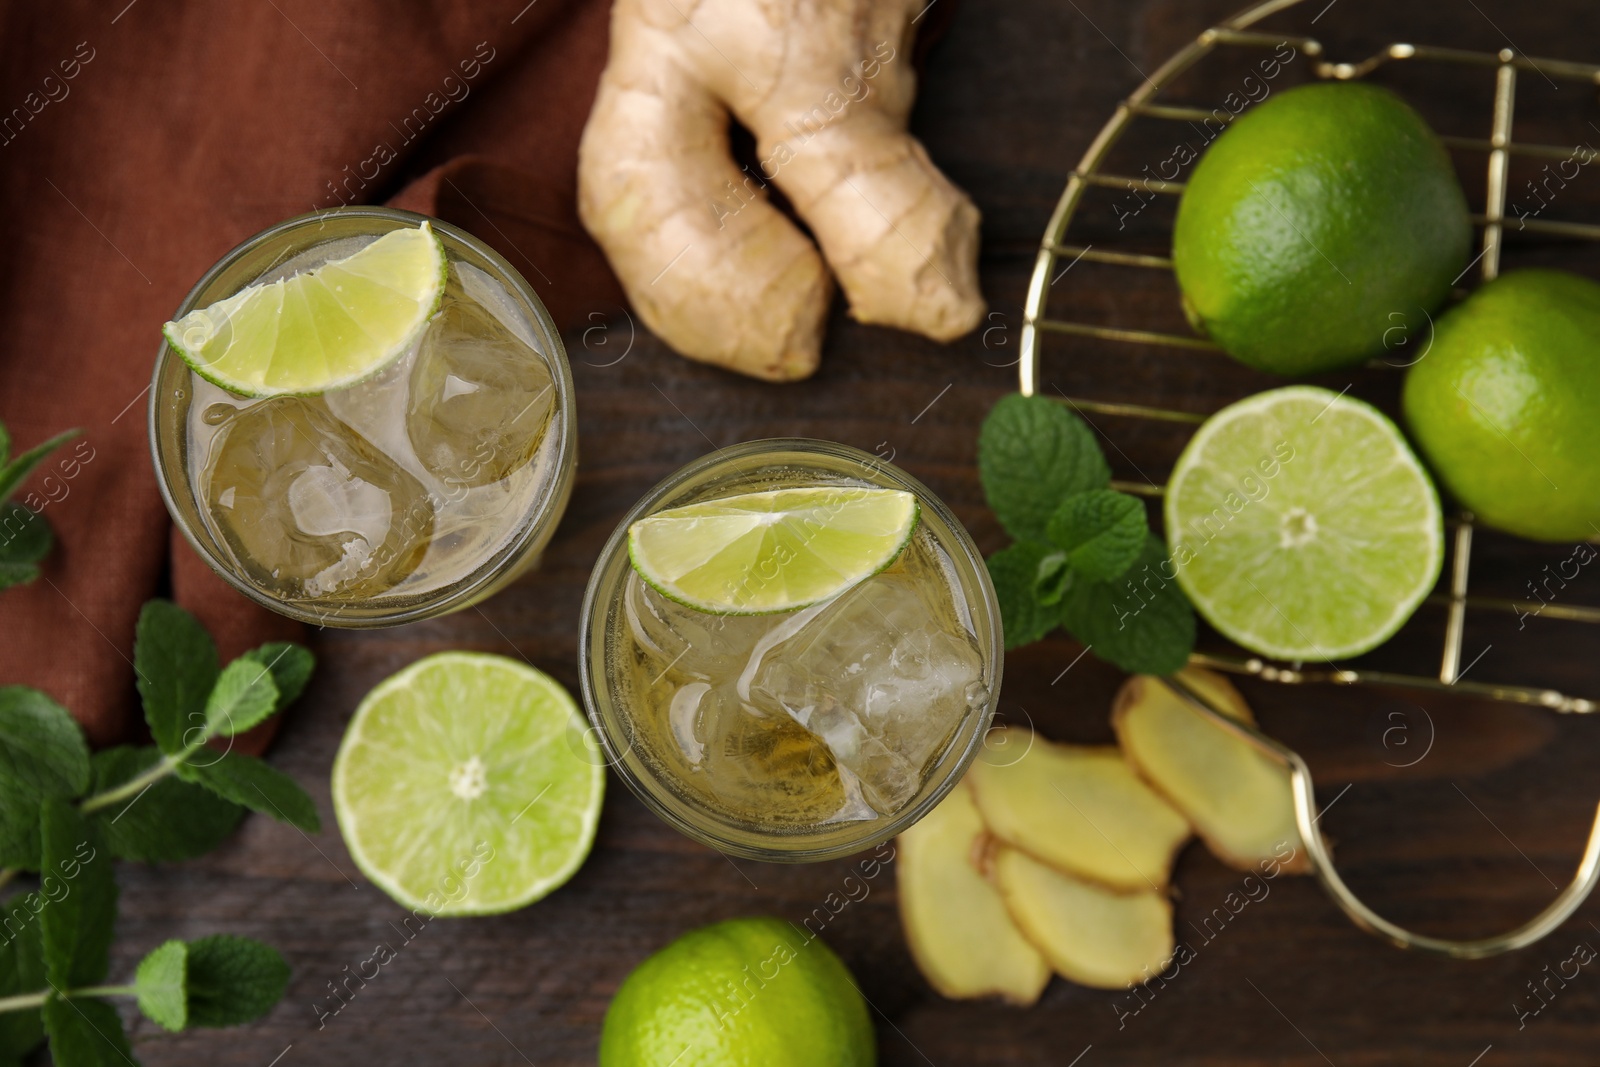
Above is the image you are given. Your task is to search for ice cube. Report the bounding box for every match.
[320,339,425,477]
[668,681,712,765]
[203,397,434,599]
[625,573,778,682]
[739,568,986,815]
[664,678,850,821]
[405,264,555,488]
[825,766,881,825]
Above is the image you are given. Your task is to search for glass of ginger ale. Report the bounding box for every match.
[150,207,574,626]
[579,440,1002,861]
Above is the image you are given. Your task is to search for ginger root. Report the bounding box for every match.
[577,0,984,381]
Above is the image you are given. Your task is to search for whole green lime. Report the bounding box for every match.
[599,917,876,1067]
[1173,82,1471,376]
[1402,269,1600,541]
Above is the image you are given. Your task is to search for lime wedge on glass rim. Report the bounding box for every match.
[1164,386,1444,663]
[163,221,447,397]
[627,486,921,615]
[331,652,605,916]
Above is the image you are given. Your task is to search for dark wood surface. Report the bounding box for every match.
[107,1,1600,1064]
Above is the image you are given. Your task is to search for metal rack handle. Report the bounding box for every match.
[1160,674,1600,959]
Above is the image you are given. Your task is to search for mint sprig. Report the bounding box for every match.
[0,934,288,1051]
[70,600,322,837]
[0,599,315,1064]
[978,394,1196,674]
[0,420,81,591]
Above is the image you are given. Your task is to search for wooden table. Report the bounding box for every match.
[118,0,1600,1063]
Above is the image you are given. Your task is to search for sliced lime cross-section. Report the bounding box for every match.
[164,221,447,397]
[1165,386,1443,662]
[331,652,604,916]
[627,486,920,615]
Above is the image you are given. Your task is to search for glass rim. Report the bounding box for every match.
[576,437,1003,863]
[148,205,577,628]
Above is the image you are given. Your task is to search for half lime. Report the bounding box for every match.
[331,652,604,915]
[164,221,447,397]
[627,486,920,615]
[1165,386,1443,662]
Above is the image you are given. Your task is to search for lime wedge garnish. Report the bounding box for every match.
[627,486,920,615]
[331,652,604,916]
[1165,386,1443,662]
[163,221,447,397]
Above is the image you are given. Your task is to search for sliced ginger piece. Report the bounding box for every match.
[1113,669,1310,874]
[992,846,1175,990]
[966,728,1190,892]
[897,780,1050,1005]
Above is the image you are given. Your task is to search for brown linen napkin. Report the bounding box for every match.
[0,0,619,747]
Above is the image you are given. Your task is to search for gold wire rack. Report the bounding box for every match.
[1019,0,1600,957]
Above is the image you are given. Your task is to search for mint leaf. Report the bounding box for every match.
[0,890,46,1063]
[178,753,320,833]
[1058,535,1195,675]
[0,421,10,466]
[41,996,137,1067]
[89,747,243,863]
[0,687,89,797]
[0,782,45,868]
[135,600,219,756]
[978,394,1109,543]
[201,660,278,740]
[0,687,89,870]
[183,935,289,1028]
[38,799,116,988]
[0,502,52,565]
[0,560,39,590]
[135,941,188,1032]
[240,643,313,713]
[1047,489,1148,581]
[986,542,1057,650]
[1032,551,1071,607]
[0,428,78,505]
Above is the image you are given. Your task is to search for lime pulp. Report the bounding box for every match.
[1164,386,1443,662]
[331,652,604,916]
